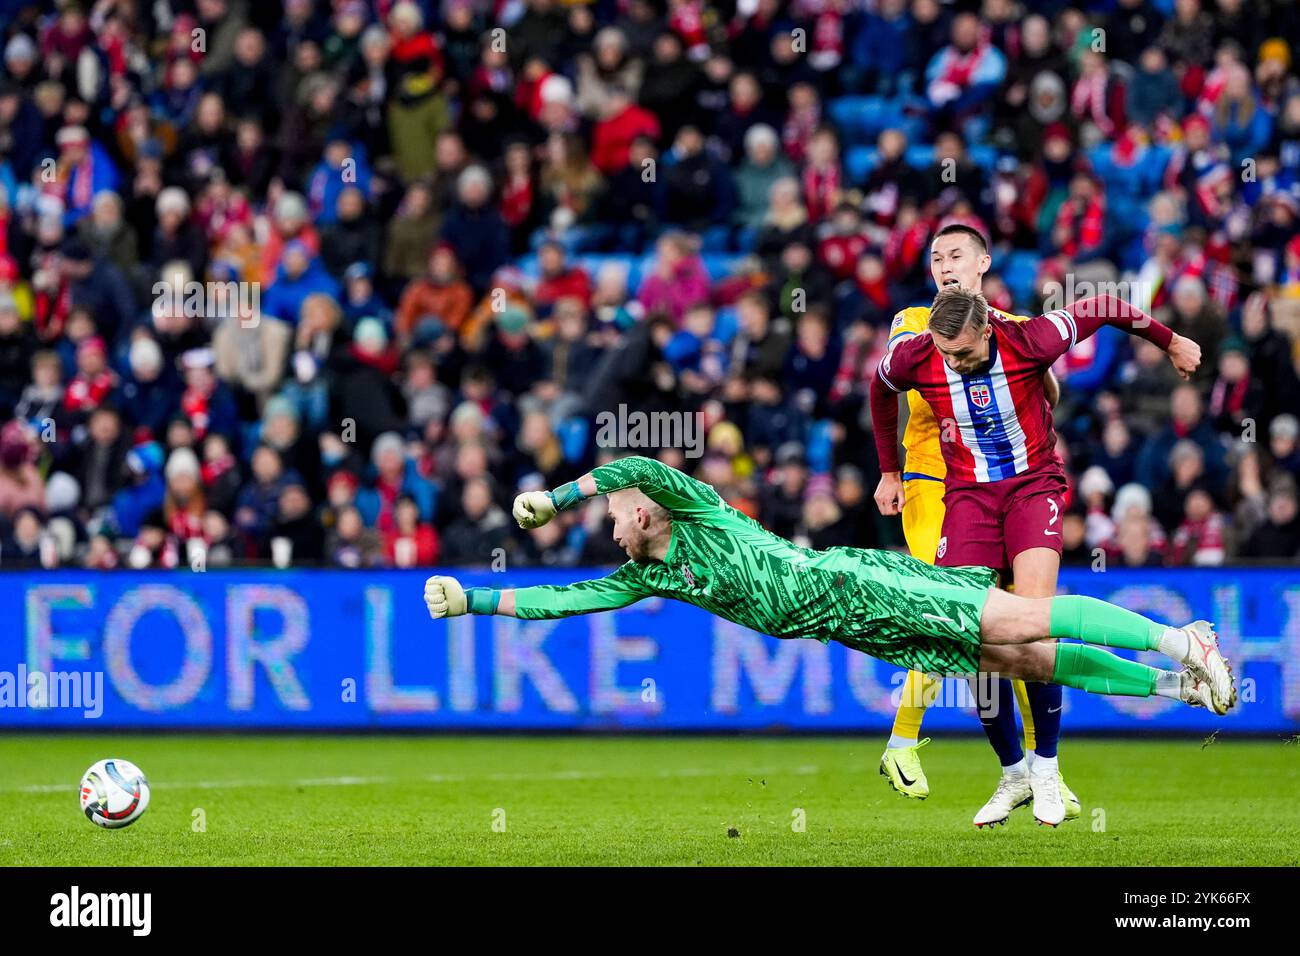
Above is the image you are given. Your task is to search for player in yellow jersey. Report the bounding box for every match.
[876,224,1082,826]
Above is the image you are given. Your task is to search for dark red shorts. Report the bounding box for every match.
[935,466,1068,576]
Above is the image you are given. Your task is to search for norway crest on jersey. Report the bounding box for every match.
[968,383,992,409]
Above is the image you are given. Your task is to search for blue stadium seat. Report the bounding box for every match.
[968,144,999,172]
[828,96,894,141]
[904,144,935,169]
[558,417,589,463]
[827,95,925,146]
[997,250,1042,307]
[845,145,879,181]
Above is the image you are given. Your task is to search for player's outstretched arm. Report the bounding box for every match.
[424,567,652,621]
[1042,295,1201,379]
[513,455,721,530]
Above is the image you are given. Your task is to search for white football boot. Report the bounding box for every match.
[1172,621,1236,714]
[972,769,1031,828]
[1029,769,1066,827]
[1179,669,1219,710]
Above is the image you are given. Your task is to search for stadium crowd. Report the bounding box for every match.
[1,0,1299,570]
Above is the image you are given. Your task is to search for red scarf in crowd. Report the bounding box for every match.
[181,386,213,440]
[1054,194,1105,256]
[802,163,840,222]
[64,371,114,412]
[938,44,991,89]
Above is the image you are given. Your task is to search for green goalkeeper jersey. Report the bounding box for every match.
[507,457,998,674]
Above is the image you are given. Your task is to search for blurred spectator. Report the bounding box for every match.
[1136,384,1228,494]
[1168,488,1227,566]
[1239,478,1300,559]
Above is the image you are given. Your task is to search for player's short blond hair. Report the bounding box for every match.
[928,287,990,339]
[610,487,671,525]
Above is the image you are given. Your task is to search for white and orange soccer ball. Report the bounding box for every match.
[79,758,150,829]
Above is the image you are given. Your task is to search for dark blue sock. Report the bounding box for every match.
[1024,681,1062,759]
[972,676,1023,767]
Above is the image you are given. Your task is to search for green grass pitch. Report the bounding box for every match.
[2,734,1297,866]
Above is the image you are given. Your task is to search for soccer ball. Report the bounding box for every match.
[79,758,150,829]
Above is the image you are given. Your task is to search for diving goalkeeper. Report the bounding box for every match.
[423,456,1236,720]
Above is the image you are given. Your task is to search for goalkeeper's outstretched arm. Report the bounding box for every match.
[424,566,652,621]
[514,455,721,528]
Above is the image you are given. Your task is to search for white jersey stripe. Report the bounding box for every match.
[878,355,900,392]
[988,349,1030,475]
[1045,311,1071,342]
[943,363,991,482]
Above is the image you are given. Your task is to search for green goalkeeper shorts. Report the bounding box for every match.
[833,549,997,675]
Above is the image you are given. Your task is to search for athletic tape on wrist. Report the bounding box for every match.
[549,482,584,512]
[465,587,500,615]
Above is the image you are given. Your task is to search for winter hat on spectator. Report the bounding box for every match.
[55,125,90,149]
[1271,414,1299,441]
[1111,483,1154,523]
[834,464,864,488]
[77,335,107,358]
[495,305,530,334]
[129,337,163,375]
[126,441,165,477]
[156,187,191,217]
[456,165,492,200]
[370,432,405,468]
[61,238,92,263]
[262,395,300,426]
[328,470,360,494]
[490,265,526,292]
[0,421,32,468]
[411,316,448,347]
[274,192,309,226]
[1043,122,1071,148]
[448,401,485,432]
[1259,38,1290,69]
[45,472,81,513]
[354,317,388,352]
[804,473,834,500]
[1079,465,1114,502]
[3,34,36,67]
[1168,440,1204,471]
[744,124,779,156]
[1219,336,1248,358]
[344,261,373,282]
[336,0,369,21]
[165,447,202,483]
[540,74,574,107]
[775,441,806,467]
[181,347,216,370]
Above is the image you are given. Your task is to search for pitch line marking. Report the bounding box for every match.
[6,764,831,794]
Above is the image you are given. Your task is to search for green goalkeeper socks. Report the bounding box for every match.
[1051,643,1159,697]
[1049,595,1165,651]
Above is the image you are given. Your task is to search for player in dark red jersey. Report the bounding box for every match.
[869,285,1202,824]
